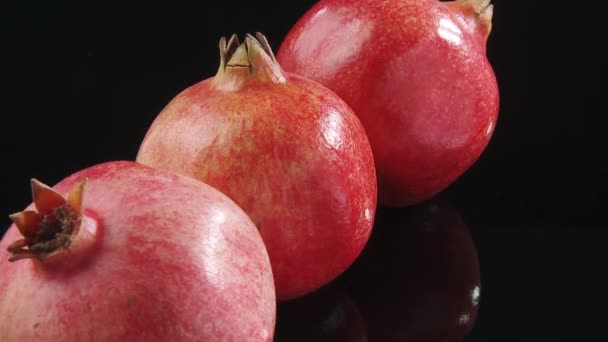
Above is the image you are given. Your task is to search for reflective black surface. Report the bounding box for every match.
[276,200,481,342]
[341,201,480,342]
[1,0,603,340]
[273,197,608,341]
[275,283,367,341]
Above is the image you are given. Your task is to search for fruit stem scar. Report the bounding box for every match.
[6,179,87,262]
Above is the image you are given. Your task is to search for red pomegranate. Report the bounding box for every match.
[0,161,275,341]
[277,0,499,206]
[137,33,377,300]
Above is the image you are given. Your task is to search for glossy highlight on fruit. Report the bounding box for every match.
[0,161,275,341]
[137,33,377,300]
[278,0,500,206]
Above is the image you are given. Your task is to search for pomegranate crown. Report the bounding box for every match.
[219,33,278,69]
[6,179,87,262]
[448,0,494,45]
[214,32,286,89]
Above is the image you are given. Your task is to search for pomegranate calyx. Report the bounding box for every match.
[226,42,250,68]
[214,32,285,90]
[6,179,87,262]
[31,179,66,215]
[448,0,494,46]
[465,0,492,15]
[249,32,278,63]
[478,4,493,32]
[220,34,246,69]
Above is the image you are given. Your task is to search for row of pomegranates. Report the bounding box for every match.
[0,0,497,340]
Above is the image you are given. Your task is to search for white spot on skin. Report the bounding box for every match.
[201,208,227,280]
[321,109,345,150]
[309,6,328,21]
[472,285,481,306]
[459,313,470,325]
[211,207,227,226]
[364,208,372,221]
[259,328,271,340]
[485,120,494,137]
[438,18,463,46]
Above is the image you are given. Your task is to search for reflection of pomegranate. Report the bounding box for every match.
[137,33,377,300]
[278,0,499,206]
[275,284,368,342]
[0,161,275,341]
[343,200,480,341]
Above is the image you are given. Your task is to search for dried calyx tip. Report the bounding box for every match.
[220,34,242,65]
[452,0,494,39]
[466,0,492,15]
[479,4,493,21]
[251,32,277,62]
[219,32,276,69]
[6,178,87,262]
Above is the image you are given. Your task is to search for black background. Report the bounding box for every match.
[1,0,605,340]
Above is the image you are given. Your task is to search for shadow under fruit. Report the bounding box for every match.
[341,200,481,341]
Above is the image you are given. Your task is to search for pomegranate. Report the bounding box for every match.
[342,201,480,341]
[277,0,500,206]
[0,161,275,341]
[136,33,377,300]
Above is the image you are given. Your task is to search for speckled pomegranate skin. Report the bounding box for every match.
[0,161,275,341]
[137,35,377,300]
[277,0,499,206]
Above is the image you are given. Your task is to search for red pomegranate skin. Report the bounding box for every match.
[0,161,275,341]
[277,0,499,206]
[137,34,377,300]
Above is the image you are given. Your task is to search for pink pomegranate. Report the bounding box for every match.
[0,161,275,341]
[277,0,500,206]
[137,33,377,300]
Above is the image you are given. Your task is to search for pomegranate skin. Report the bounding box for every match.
[137,35,377,300]
[0,161,275,341]
[277,0,499,206]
